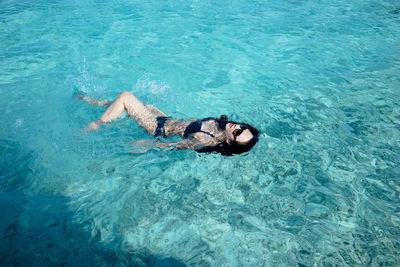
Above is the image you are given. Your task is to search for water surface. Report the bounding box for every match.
[1,0,400,265]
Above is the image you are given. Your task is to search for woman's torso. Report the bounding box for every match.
[159,117,226,146]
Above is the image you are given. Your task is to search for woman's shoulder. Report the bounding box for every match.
[201,117,216,122]
[200,118,219,128]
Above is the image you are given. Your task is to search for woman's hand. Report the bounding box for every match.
[130,139,156,154]
[130,140,176,154]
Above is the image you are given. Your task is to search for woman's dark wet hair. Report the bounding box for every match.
[200,115,259,156]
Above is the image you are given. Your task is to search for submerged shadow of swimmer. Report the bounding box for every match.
[75,92,259,156]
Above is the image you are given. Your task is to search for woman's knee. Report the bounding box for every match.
[118,91,134,100]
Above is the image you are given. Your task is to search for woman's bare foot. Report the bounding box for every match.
[73,92,85,101]
[84,120,103,132]
[74,93,112,107]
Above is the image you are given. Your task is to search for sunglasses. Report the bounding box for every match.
[232,125,248,140]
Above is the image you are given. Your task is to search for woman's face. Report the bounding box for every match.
[225,123,253,145]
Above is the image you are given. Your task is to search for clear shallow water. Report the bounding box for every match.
[1,0,400,265]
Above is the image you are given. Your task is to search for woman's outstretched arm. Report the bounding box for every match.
[154,138,204,151]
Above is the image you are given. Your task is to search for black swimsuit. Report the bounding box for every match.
[154,117,216,138]
[183,118,215,138]
[154,116,169,137]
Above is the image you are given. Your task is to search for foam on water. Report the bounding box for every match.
[1,0,400,265]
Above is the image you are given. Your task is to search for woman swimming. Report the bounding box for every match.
[76,91,259,156]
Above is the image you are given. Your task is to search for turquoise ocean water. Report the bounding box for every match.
[1,0,400,265]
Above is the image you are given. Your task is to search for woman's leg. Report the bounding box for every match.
[145,104,167,117]
[74,94,112,107]
[86,92,160,134]
[75,93,166,115]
